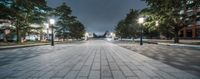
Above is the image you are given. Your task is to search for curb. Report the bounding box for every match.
[0,41,83,50]
[157,43,200,49]
[0,43,50,50]
[141,41,200,49]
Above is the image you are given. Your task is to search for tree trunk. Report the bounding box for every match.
[16,25,21,44]
[174,29,179,43]
[3,34,7,42]
[40,34,43,41]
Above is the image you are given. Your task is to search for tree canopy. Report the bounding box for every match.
[115,9,140,38]
[1,1,85,42]
[0,0,50,43]
[55,3,85,39]
[141,0,200,43]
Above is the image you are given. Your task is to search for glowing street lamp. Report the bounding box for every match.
[156,21,159,26]
[50,19,55,25]
[138,17,145,24]
[49,19,55,46]
[138,17,145,45]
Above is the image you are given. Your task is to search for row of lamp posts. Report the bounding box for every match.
[45,18,158,46]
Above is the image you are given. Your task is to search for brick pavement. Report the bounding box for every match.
[0,40,199,79]
[115,41,200,77]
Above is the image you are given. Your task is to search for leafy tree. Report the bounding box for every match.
[115,9,140,38]
[115,20,129,38]
[0,0,13,20]
[0,0,48,43]
[158,22,174,39]
[141,0,200,43]
[125,9,140,38]
[55,2,72,40]
[69,21,85,39]
[140,8,162,39]
[55,3,85,40]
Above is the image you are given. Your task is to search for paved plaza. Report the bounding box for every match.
[114,40,200,77]
[0,40,199,79]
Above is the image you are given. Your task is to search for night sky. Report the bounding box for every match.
[47,0,147,34]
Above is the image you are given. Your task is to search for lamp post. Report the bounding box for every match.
[49,19,55,46]
[138,17,145,45]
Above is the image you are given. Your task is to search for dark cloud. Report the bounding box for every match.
[47,0,147,33]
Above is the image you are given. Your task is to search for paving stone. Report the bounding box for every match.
[76,76,88,79]
[109,63,120,71]
[30,68,51,78]
[137,65,159,77]
[52,68,71,78]
[133,70,151,79]
[38,70,57,79]
[170,72,200,79]
[112,71,126,79]
[119,66,136,77]
[125,63,140,71]
[127,77,139,79]
[153,70,177,79]
[101,66,112,77]
[64,71,79,79]
[117,41,200,77]
[101,78,113,79]
[89,71,100,79]
[78,66,91,77]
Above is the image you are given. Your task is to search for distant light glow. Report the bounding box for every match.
[85,32,89,37]
[110,32,116,37]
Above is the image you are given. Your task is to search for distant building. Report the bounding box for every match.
[0,19,13,41]
[179,0,200,39]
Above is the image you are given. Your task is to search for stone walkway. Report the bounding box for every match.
[114,41,200,77]
[0,40,199,79]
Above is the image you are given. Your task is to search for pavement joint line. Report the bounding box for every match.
[88,47,98,78]
[106,45,128,78]
[73,47,95,79]
[104,47,115,79]
[63,46,92,78]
